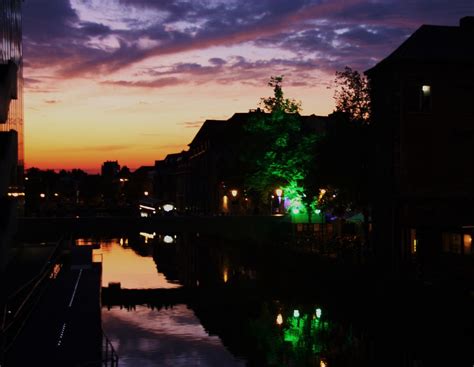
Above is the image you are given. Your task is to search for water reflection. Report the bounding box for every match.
[85,234,472,367]
[103,305,245,367]
[79,238,181,289]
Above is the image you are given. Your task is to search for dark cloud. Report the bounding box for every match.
[23,0,473,84]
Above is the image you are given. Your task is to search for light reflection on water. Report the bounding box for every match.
[95,239,180,289]
[97,238,244,367]
[102,305,245,367]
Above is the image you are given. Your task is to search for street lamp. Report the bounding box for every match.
[231,189,238,198]
[275,189,283,213]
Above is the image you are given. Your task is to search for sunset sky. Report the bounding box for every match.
[23,0,472,172]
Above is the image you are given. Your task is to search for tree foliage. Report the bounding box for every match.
[334,66,371,124]
[317,66,372,232]
[244,76,320,220]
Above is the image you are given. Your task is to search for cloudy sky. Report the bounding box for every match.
[23,0,473,172]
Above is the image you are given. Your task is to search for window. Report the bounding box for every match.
[420,85,432,112]
[405,84,432,112]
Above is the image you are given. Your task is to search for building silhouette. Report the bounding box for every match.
[154,112,328,215]
[366,16,474,276]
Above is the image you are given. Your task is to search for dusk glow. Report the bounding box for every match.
[23,0,471,171]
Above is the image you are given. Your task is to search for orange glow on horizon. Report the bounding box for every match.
[24,75,335,173]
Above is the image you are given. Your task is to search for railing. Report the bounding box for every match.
[102,331,119,366]
[1,238,65,353]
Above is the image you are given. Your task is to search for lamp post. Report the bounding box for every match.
[275,188,283,213]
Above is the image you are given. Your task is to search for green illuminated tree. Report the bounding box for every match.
[244,76,320,221]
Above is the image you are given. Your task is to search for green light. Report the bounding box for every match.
[315,308,322,318]
[293,309,300,318]
[292,208,300,215]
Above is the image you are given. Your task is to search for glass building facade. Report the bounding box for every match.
[1,0,24,180]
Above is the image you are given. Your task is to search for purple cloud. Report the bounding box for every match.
[23,0,473,85]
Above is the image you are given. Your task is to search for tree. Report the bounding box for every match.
[244,76,321,221]
[321,66,372,243]
[334,66,371,124]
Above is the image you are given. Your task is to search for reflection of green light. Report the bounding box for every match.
[293,309,300,318]
[316,308,322,318]
[292,208,300,215]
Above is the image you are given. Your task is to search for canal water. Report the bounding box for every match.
[84,233,472,367]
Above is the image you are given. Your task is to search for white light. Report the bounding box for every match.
[54,193,59,197]
[144,191,149,196]
[316,308,322,318]
[422,85,431,93]
[163,235,174,244]
[139,232,155,240]
[139,204,155,211]
[40,193,46,198]
[163,204,174,212]
[276,313,283,325]
[231,189,238,197]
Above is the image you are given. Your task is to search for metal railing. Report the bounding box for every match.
[102,331,119,366]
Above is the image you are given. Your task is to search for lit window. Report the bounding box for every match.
[420,84,432,112]
[410,229,417,254]
[464,234,472,255]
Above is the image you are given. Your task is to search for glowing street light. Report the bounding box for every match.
[315,308,322,319]
[319,188,327,200]
[293,309,300,318]
[144,191,149,196]
[231,189,238,198]
[276,313,283,325]
[275,188,283,197]
[40,193,46,198]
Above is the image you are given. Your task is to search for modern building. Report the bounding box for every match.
[0,0,23,270]
[366,16,474,277]
[1,0,24,184]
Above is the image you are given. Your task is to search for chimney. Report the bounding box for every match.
[460,16,474,30]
